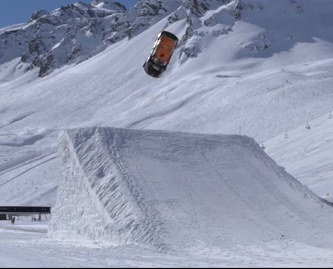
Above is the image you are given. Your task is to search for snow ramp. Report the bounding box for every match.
[49,127,333,251]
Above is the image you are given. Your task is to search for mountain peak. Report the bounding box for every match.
[91,0,127,12]
[0,0,316,78]
[30,9,49,21]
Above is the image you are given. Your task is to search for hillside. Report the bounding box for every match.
[0,0,332,205]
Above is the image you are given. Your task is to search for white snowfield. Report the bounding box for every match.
[49,127,333,254]
[1,0,333,266]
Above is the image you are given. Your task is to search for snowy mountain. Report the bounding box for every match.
[1,0,333,265]
[2,0,328,78]
[0,0,182,77]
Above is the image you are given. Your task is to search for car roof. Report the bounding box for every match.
[159,31,178,41]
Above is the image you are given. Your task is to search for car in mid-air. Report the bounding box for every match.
[143,30,179,78]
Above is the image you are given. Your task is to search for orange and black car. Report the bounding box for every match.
[143,31,179,78]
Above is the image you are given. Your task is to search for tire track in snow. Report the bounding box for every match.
[129,139,169,251]
[105,129,167,251]
[201,146,277,241]
[0,153,42,175]
[0,154,57,187]
[0,150,56,177]
[0,112,35,129]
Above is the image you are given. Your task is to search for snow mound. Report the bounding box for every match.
[48,127,333,251]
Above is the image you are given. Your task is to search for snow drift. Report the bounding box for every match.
[48,127,333,251]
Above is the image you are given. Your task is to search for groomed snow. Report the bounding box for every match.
[49,126,333,254]
[1,0,333,266]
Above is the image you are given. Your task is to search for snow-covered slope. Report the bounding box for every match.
[265,109,333,200]
[1,0,333,266]
[49,127,333,252]
[0,0,333,210]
